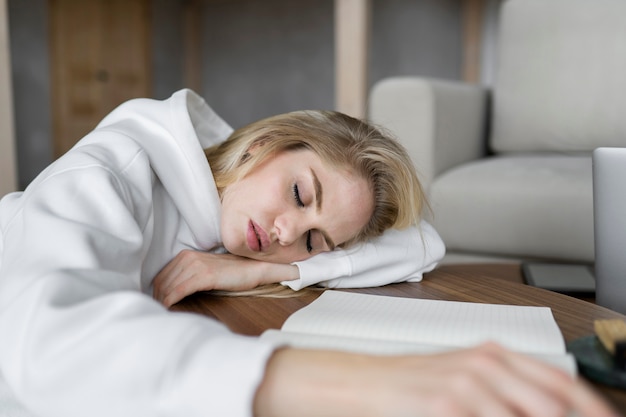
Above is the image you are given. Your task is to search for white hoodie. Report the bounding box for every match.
[0,89,444,416]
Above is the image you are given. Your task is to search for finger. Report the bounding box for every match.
[566,378,620,417]
[462,345,568,416]
[162,278,188,307]
[153,258,188,302]
[161,281,189,307]
[155,250,200,297]
[162,271,210,307]
[152,254,179,295]
[385,351,521,417]
[487,345,618,417]
[157,269,191,305]
[436,369,519,417]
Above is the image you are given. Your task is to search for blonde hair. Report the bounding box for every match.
[205,110,426,249]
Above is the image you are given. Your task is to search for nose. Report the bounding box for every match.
[274,211,308,246]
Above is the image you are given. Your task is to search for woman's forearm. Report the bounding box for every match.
[254,345,619,417]
[153,251,300,306]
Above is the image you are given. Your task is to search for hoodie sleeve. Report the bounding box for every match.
[283,221,446,290]
[0,159,277,417]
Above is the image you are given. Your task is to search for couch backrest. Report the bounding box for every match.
[490,0,626,153]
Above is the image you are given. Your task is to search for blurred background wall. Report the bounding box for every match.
[7,0,499,190]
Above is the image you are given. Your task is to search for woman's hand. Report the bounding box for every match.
[255,343,620,417]
[152,250,299,307]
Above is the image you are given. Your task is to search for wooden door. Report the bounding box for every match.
[50,0,151,157]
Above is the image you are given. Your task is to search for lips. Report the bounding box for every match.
[247,220,269,252]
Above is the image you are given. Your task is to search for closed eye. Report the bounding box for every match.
[293,184,305,207]
[306,230,313,253]
[293,184,313,253]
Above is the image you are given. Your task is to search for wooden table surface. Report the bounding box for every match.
[172,263,626,413]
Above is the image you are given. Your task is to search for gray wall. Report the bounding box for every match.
[8,0,52,190]
[9,0,470,188]
[371,0,461,83]
[152,0,185,100]
[200,0,335,128]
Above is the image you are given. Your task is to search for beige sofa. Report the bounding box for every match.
[369,0,626,264]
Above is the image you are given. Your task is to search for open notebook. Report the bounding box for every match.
[261,291,577,375]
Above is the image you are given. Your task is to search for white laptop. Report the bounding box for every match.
[593,147,626,315]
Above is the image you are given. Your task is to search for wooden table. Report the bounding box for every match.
[172,263,626,412]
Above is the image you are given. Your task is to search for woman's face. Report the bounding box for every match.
[220,149,374,264]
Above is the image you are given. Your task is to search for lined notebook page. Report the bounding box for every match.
[279,291,566,355]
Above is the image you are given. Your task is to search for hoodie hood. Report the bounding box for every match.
[94,89,234,249]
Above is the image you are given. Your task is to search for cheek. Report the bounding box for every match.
[219,192,245,250]
[219,195,235,229]
[219,214,238,254]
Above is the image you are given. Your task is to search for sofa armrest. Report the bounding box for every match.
[368,77,488,189]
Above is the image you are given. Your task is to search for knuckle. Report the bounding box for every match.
[470,350,501,371]
[178,249,195,261]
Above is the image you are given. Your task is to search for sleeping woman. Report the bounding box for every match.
[0,89,616,417]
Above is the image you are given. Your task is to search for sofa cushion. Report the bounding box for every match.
[491,0,626,153]
[429,154,593,261]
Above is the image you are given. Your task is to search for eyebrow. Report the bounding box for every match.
[310,168,336,250]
